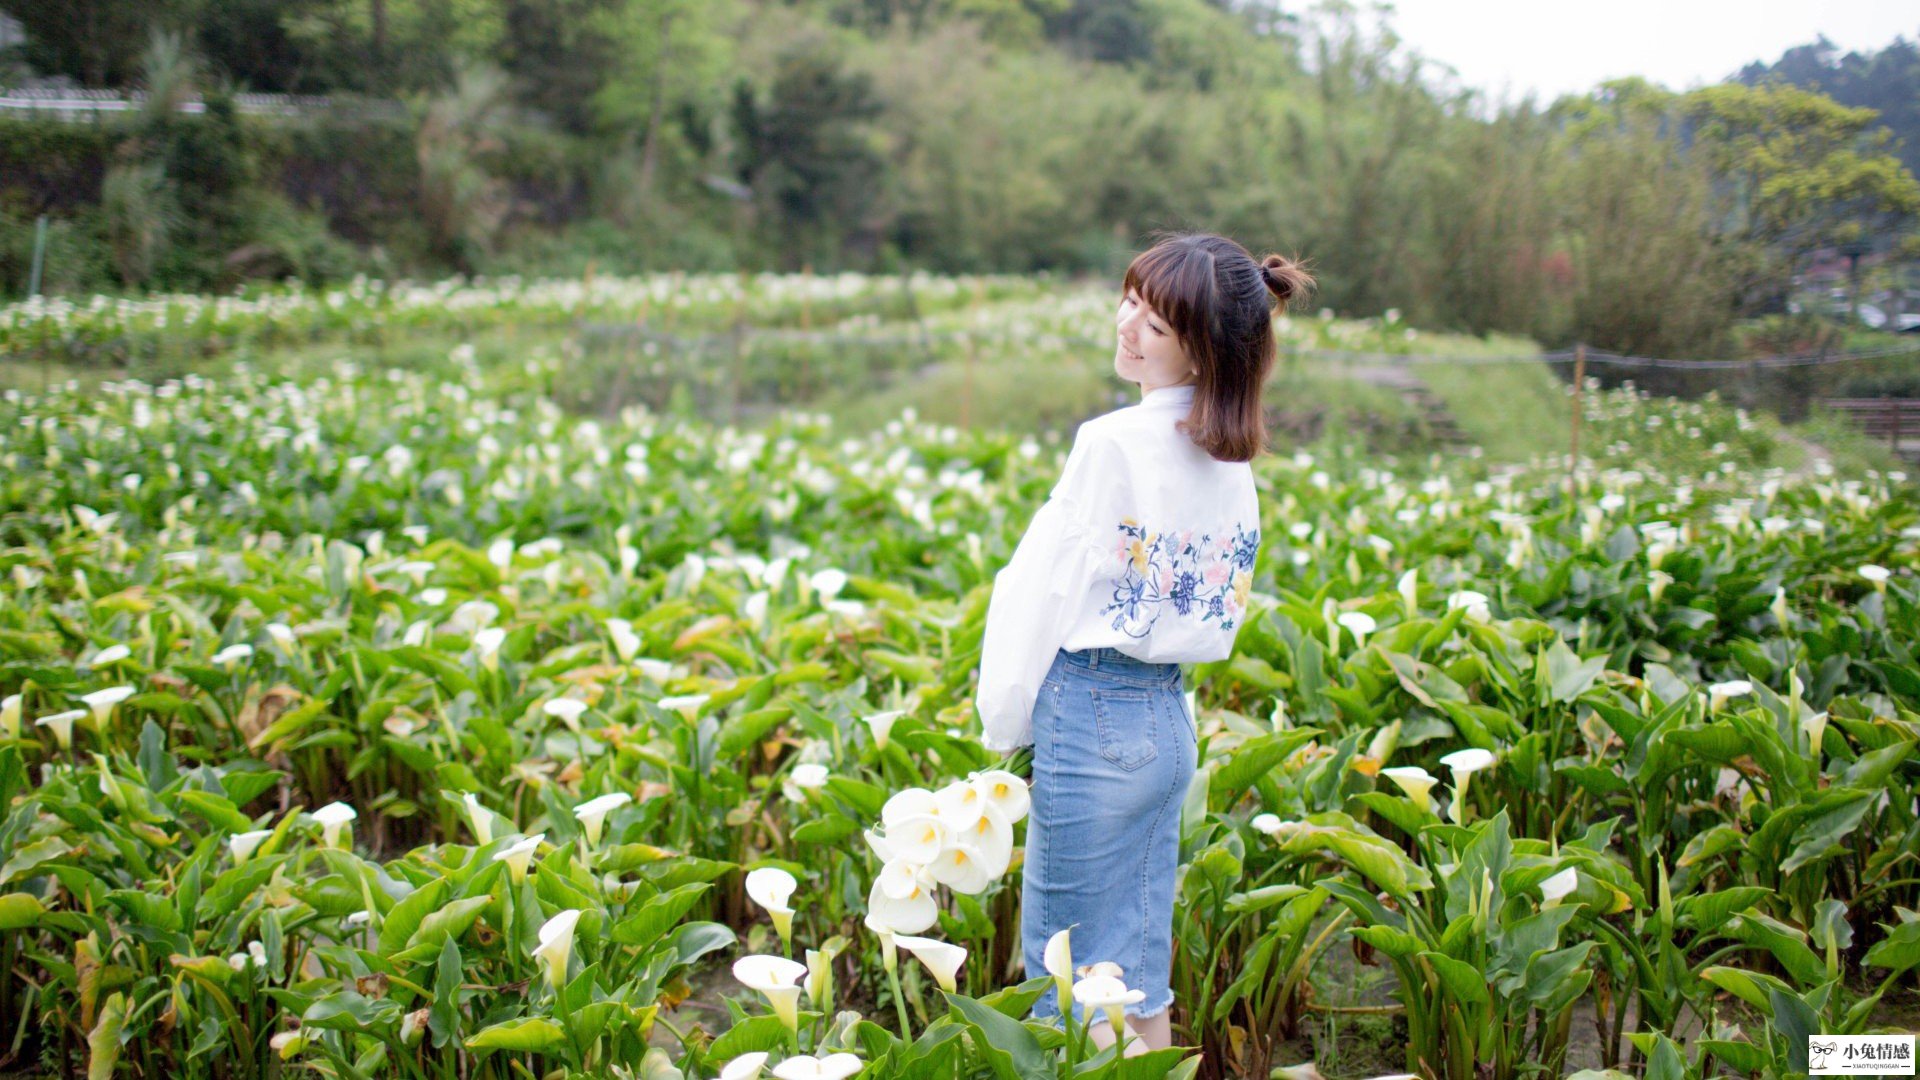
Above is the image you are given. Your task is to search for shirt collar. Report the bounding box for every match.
[1138,382,1197,408]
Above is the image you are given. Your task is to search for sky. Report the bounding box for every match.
[1372,0,1917,108]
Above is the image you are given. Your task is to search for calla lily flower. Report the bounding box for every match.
[863,910,899,971]
[35,709,86,749]
[1802,710,1830,756]
[573,792,631,846]
[472,627,507,670]
[745,867,798,949]
[770,1053,864,1080]
[542,697,589,734]
[1044,926,1074,1005]
[1860,563,1889,592]
[804,942,840,1008]
[90,644,132,667]
[312,801,357,848]
[1380,766,1439,813]
[266,623,297,652]
[884,815,949,864]
[635,657,673,684]
[865,873,937,935]
[720,1052,770,1080]
[212,643,254,670]
[732,954,808,1032]
[1438,748,1496,825]
[1397,567,1419,618]
[1072,971,1146,1040]
[891,933,967,992]
[78,685,136,731]
[606,618,640,662]
[461,792,494,845]
[1336,611,1377,652]
[534,909,583,990]
[493,833,545,884]
[971,769,1030,824]
[1,693,20,738]
[230,829,272,865]
[1648,570,1674,604]
[1539,868,1579,907]
[952,801,1014,877]
[933,778,984,833]
[787,762,829,790]
[881,787,938,827]
[658,693,711,717]
[1707,679,1753,712]
[925,842,993,895]
[808,568,848,603]
[863,709,905,750]
[1446,589,1492,623]
[1251,812,1282,835]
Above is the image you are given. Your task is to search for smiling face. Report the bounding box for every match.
[1114,286,1194,391]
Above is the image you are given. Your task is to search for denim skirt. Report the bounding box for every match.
[1021,646,1197,1024]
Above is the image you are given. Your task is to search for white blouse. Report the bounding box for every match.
[975,381,1262,751]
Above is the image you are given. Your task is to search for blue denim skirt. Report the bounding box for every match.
[1021,646,1198,1024]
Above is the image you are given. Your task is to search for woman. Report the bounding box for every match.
[974,231,1312,1054]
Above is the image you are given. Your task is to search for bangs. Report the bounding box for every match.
[1122,243,1221,344]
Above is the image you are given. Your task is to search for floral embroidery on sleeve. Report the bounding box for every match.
[1098,518,1260,638]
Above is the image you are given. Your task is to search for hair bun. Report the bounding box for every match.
[1254,253,1315,307]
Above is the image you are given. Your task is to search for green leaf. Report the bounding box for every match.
[376,878,450,958]
[1863,918,1920,974]
[707,1015,789,1058]
[0,892,46,929]
[611,882,711,951]
[88,992,128,1080]
[945,991,1051,1080]
[1419,951,1489,1008]
[429,936,462,1050]
[466,1016,565,1052]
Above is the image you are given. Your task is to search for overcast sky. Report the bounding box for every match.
[1371,0,1917,107]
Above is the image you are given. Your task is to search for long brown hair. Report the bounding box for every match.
[1121,231,1314,462]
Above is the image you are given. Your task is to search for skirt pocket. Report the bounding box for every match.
[1089,686,1160,772]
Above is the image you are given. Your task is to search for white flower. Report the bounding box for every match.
[769,1053,863,1080]
[1336,611,1377,651]
[229,829,272,865]
[657,693,710,717]
[533,909,582,989]
[78,685,136,730]
[1445,589,1492,624]
[90,644,132,667]
[487,537,516,571]
[312,801,357,849]
[1859,563,1890,583]
[865,871,937,935]
[745,867,798,947]
[462,792,494,845]
[635,657,673,684]
[732,954,808,1032]
[573,792,631,846]
[493,833,545,884]
[863,709,906,750]
[881,814,948,865]
[1397,567,1419,618]
[1438,748,1496,825]
[472,627,507,670]
[1707,679,1753,712]
[212,643,254,670]
[808,568,849,602]
[0,693,19,739]
[720,1052,770,1080]
[891,933,967,992]
[950,801,1015,878]
[925,841,994,895]
[35,709,86,748]
[265,623,298,652]
[606,618,640,662]
[788,763,830,791]
[971,769,1030,824]
[1648,570,1674,604]
[1380,766,1439,813]
[1539,867,1579,906]
[543,697,589,734]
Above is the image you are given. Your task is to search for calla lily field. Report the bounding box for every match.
[0,273,1915,1080]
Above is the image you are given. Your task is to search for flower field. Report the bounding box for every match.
[0,279,1917,1080]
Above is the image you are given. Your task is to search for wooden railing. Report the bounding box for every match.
[1819,398,1920,459]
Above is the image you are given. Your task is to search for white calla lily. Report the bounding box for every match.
[312,801,357,849]
[720,1052,770,1080]
[891,933,968,992]
[229,829,272,865]
[732,954,808,1032]
[863,709,906,750]
[78,685,136,731]
[493,833,545,884]
[1438,748,1496,825]
[1539,868,1579,907]
[865,873,937,935]
[971,769,1030,824]
[35,709,86,748]
[770,1053,863,1080]
[533,908,582,990]
[745,867,798,948]
[462,792,494,845]
[573,792,631,846]
[1379,766,1439,813]
[542,697,589,734]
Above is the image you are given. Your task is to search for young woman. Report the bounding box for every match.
[975,231,1313,1054]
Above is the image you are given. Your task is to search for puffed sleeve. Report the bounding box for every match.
[975,424,1126,751]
